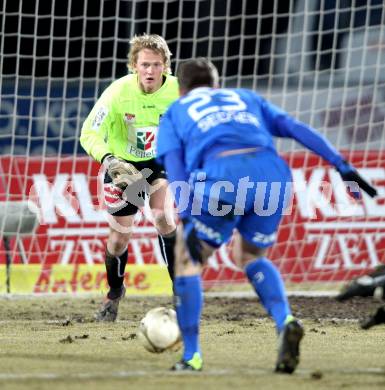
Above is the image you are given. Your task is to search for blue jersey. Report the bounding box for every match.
[157,87,343,172]
[156,86,345,247]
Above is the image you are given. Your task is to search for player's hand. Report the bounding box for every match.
[335,160,377,198]
[104,155,143,189]
[181,217,203,264]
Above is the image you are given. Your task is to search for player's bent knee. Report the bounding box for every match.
[174,226,201,276]
[152,209,176,235]
[176,260,201,276]
[107,231,131,256]
[237,238,268,268]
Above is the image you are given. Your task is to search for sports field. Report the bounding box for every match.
[0,295,384,390]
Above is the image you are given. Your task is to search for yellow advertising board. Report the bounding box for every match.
[0,264,173,295]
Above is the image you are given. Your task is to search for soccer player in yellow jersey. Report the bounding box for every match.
[80,34,178,321]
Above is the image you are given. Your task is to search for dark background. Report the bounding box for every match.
[1,0,382,80]
[0,0,383,156]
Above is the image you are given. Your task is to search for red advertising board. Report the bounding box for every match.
[0,152,384,288]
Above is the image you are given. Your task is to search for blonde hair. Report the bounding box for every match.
[127,34,172,74]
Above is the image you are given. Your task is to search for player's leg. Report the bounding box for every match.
[233,234,292,332]
[236,194,304,374]
[233,233,303,374]
[171,215,229,371]
[95,214,135,321]
[336,264,385,301]
[96,174,140,322]
[171,223,205,371]
[105,214,134,293]
[234,151,303,373]
[361,305,385,329]
[149,177,177,281]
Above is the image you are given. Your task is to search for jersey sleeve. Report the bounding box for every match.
[80,87,116,163]
[260,97,344,167]
[156,107,183,165]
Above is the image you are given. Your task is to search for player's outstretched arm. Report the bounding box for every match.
[264,102,378,199]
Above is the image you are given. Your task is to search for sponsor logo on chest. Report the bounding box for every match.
[124,113,136,124]
[126,125,158,158]
[136,130,155,151]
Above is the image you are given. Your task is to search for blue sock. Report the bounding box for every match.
[245,257,291,332]
[174,275,203,361]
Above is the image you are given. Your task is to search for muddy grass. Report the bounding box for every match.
[0,295,383,390]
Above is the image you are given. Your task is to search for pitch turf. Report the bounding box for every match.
[0,295,384,390]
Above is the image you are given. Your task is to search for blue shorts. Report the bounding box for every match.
[188,149,292,248]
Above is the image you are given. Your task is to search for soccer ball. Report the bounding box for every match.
[137,307,181,353]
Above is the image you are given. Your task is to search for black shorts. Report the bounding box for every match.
[103,158,166,216]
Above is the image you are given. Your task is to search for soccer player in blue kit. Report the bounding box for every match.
[156,58,377,373]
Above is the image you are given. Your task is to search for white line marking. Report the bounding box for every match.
[205,290,338,298]
[47,226,157,236]
[305,222,385,230]
[0,290,339,300]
